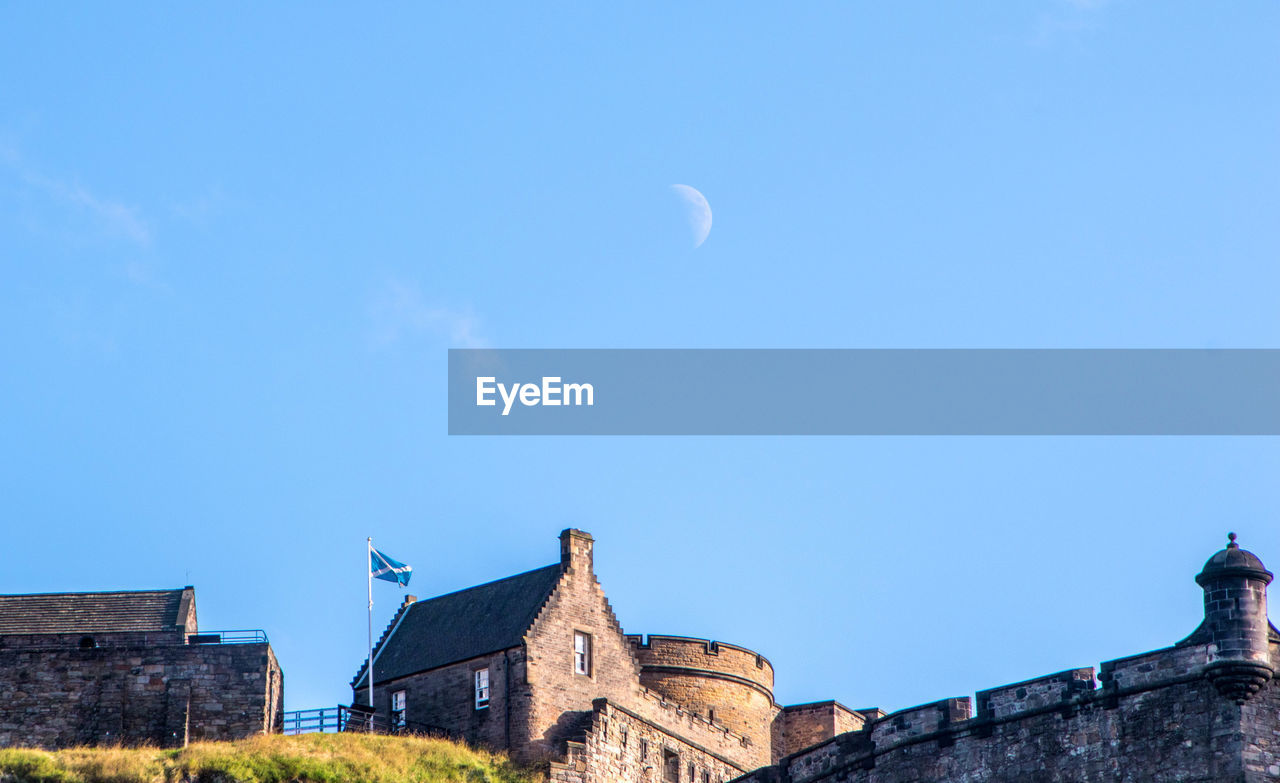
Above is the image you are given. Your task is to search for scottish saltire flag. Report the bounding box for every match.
[371,547,413,586]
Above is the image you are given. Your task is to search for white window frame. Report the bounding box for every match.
[391,690,406,730]
[474,667,490,709]
[574,631,592,676]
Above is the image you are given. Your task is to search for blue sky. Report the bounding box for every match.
[1,3,1278,714]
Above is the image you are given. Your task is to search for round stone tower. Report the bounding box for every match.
[629,635,777,767]
[1195,533,1275,703]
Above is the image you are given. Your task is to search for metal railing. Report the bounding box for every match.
[186,629,269,645]
[282,706,455,739]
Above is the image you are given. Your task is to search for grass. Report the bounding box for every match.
[0,733,540,783]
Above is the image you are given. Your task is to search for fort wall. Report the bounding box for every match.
[735,641,1273,783]
[0,637,282,749]
[1248,654,1280,780]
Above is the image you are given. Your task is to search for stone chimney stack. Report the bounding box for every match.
[560,529,594,574]
[1195,533,1274,703]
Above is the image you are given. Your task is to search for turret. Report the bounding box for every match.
[629,634,777,768]
[1195,533,1274,703]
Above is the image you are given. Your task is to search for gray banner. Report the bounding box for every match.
[447,349,1280,435]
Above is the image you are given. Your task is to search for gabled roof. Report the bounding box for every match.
[355,564,562,688]
[0,588,192,635]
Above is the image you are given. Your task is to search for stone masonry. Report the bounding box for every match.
[735,534,1280,783]
[355,529,1280,783]
[353,529,967,782]
[0,588,283,749]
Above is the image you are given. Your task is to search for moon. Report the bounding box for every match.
[670,184,712,247]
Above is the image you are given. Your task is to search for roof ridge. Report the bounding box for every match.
[0,588,186,599]
[410,563,560,604]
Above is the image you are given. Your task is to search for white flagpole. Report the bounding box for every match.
[367,536,374,712]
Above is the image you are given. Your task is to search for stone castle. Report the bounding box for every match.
[350,529,1280,782]
[351,529,856,781]
[3,529,1280,782]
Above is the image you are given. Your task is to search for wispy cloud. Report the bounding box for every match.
[0,140,152,246]
[369,279,488,348]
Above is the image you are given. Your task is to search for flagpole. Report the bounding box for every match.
[367,536,374,712]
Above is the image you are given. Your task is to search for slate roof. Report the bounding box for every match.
[356,564,563,688]
[0,589,189,635]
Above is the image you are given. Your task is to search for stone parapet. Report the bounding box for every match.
[734,640,1269,783]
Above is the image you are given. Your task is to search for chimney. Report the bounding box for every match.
[401,595,417,609]
[560,529,594,574]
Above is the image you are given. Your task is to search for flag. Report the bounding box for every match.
[371,547,413,586]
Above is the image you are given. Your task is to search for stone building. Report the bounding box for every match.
[0,586,283,749]
[354,530,1280,783]
[353,530,896,781]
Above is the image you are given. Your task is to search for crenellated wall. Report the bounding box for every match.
[734,639,1280,783]
[551,699,746,783]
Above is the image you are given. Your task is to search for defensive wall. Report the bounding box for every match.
[0,631,283,749]
[735,534,1280,782]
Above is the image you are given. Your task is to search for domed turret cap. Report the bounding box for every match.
[1195,533,1274,586]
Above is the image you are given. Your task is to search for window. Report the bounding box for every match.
[574,631,592,675]
[391,690,406,731]
[640,738,649,760]
[689,762,696,781]
[621,729,628,749]
[663,750,679,783]
[702,771,710,783]
[474,668,490,709]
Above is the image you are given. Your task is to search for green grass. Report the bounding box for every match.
[0,733,540,783]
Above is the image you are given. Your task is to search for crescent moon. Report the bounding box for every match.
[670,184,712,247]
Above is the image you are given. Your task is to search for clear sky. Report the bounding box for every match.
[1,3,1278,715]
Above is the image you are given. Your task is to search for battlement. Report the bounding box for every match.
[775,701,867,760]
[779,701,866,734]
[975,667,1095,720]
[852,644,1214,754]
[634,686,754,750]
[1098,643,1208,692]
[870,697,972,749]
[629,634,775,696]
[737,635,1270,783]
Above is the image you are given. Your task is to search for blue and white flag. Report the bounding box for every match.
[371,547,413,586]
